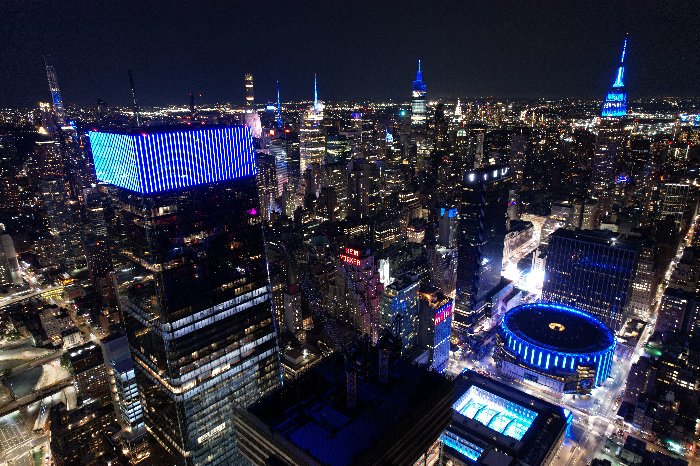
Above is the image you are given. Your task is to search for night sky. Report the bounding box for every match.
[1,0,699,108]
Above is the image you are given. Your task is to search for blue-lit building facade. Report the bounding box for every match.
[454,166,510,334]
[441,370,569,465]
[497,303,616,394]
[90,126,281,465]
[601,36,628,118]
[542,228,639,332]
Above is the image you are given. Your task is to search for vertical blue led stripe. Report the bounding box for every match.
[545,354,550,370]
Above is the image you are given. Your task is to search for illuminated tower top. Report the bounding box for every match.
[308,74,324,121]
[245,73,254,110]
[43,55,66,127]
[276,80,283,129]
[412,59,426,95]
[314,73,318,108]
[601,36,628,118]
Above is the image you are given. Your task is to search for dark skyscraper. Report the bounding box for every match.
[90,126,281,465]
[43,55,66,129]
[454,166,511,333]
[542,229,639,332]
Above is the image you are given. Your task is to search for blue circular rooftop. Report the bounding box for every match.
[502,303,615,354]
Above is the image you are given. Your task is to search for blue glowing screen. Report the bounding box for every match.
[453,385,536,441]
[89,126,256,194]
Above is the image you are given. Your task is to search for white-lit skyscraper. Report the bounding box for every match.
[411,60,427,127]
[299,75,325,174]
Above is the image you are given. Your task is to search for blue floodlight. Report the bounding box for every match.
[89,126,256,194]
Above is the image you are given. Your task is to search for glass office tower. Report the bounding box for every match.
[454,166,510,332]
[90,126,281,465]
[542,228,639,332]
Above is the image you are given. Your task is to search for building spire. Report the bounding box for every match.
[612,35,628,88]
[276,80,283,129]
[314,73,318,108]
[619,34,628,64]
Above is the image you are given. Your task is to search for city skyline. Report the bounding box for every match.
[0,3,699,465]
[2,1,700,107]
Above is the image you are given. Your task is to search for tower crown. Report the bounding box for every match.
[601,36,628,118]
[412,60,426,93]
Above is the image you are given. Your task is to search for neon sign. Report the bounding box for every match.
[435,302,453,325]
[340,254,361,267]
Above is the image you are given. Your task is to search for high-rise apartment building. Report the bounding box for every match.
[38,176,83,270]
[0,224,21,288]
[243,73,262,138]
[542,229,639,331]
[657,182,691,231]
[454,166,510,332]
[90,126,281,465]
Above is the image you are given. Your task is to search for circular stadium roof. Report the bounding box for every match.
[502,303,615,354]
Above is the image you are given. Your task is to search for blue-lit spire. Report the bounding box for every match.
[601,36,628,118]
[314,73,318,108]
[413,60,425,92]
[276,80,283,129]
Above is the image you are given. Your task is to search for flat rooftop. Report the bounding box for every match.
[445,370,570,465]
[244,352,453,466]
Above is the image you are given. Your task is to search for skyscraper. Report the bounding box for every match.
[275,80,283,129]
[244,73,254,109]
[43,55,66,130]
[243,73,262,138]
[379,273,420,353]
[0,224,21,288]
[454,167,511,332]
[417,285,453,373]
[591,37,629,217]
[411,60,427,127]
[542,229,639,332]
[89,126,281,465]
[299,74,325,174]
[38,176,83,270]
